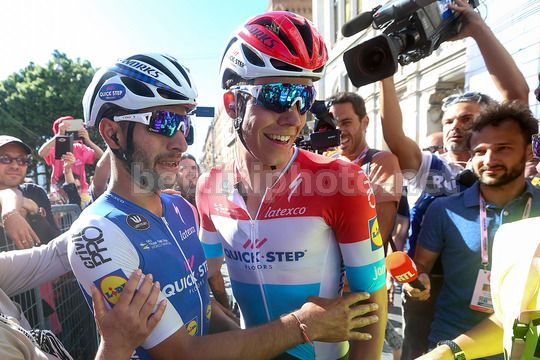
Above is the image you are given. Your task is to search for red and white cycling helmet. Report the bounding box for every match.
[219,11,328,89]
[83,53,197,128]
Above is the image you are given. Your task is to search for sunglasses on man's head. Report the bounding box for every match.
[233,83,316,115]
[441,92,487,111]
[113,110,193,144]
[0,155,30,166]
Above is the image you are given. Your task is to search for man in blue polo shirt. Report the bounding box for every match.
[405,101,540,359]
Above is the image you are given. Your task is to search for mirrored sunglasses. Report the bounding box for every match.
[233,83,316,115]
[0,155,30,166]
[441,92,486,111]
[114,110,192,143]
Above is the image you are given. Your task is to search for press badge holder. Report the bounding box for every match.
[469,268,494,313]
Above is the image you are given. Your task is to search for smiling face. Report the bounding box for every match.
[128,104,189,192]
[0,143,28,189]
[442,102,482,152]
[331,101,368,161]
[240,76,312,169]
[470,119,529,187]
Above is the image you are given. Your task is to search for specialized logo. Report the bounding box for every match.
[369,216,383,251]
[263,206,307,219]
[126,214,150,231]
[72,226,112,269]
[139,239,171,250]
[247,27,277,48]
[173,204,186,224]
[288,174,303,203]
[119,59,161,78]
[186,318,198,336]
[94,269,128,306]
[98,83,126,101]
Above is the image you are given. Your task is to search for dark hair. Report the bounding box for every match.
[469,101,539,147]
[58,172,81,186]
[327,92,367,119]
[181,153,200,173]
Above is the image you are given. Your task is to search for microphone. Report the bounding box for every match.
[341,11,374,37]
[385,251,426,291]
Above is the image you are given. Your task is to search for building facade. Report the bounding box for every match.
[313,0,540,149]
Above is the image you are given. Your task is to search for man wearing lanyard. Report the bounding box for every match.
[404,101,540,360]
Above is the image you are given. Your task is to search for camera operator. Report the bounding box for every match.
[377,0,529,358]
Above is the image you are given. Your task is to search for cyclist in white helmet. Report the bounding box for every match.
[67,52,379,360]
[197,11,387,360]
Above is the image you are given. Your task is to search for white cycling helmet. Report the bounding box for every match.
[83,53,197,128]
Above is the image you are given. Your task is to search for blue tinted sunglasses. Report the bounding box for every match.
[114,110,193,145]
[233,83,316,115]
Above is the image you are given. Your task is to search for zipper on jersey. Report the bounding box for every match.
[161,216,205,334]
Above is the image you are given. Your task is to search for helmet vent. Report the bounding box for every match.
[163,54,192,88]
[313,65,324,73]
[120,76,154,98]
[241,44,265,67]
[128,54,181,87]
[270,58,302,72]
[294,22,313,58]
[157,88,189,101]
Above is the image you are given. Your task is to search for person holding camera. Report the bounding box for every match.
[377,0,530,357]
[38,116,104,198]
[198,11,387,360]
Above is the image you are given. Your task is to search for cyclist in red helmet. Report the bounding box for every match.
[198,10,386,360]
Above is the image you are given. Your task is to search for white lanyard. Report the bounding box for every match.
[479,194,532,268]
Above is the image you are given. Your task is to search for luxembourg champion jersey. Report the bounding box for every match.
[67,192,211,360]
[197,148,386,360]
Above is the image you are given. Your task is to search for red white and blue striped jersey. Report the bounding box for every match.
[197,148,386,360]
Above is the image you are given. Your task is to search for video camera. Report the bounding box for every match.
[342,0,479,87]
[295,100,341,153]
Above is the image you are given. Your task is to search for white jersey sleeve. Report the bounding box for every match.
[66,214,182,349]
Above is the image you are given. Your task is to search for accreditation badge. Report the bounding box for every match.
[469,269,494,313]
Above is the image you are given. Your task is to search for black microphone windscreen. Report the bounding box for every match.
[341,12,374,37]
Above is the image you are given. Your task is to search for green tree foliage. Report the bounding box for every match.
[0,50,97,183]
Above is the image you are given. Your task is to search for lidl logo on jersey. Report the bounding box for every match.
[186,318,198,336]
[206,304,212,320]
[369,216,383,251]
[224,238,307,270]
[94,269,128,306]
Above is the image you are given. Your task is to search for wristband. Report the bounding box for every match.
[291,312,314,347]
[1,210,20,225]
[437,340,466,360]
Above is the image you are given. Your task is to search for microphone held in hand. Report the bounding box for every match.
[385,251,425,291]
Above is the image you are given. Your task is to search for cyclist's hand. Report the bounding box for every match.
[92,269,167,357]
[295,292,379,342]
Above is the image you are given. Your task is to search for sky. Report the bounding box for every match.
[0,0,269,160]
